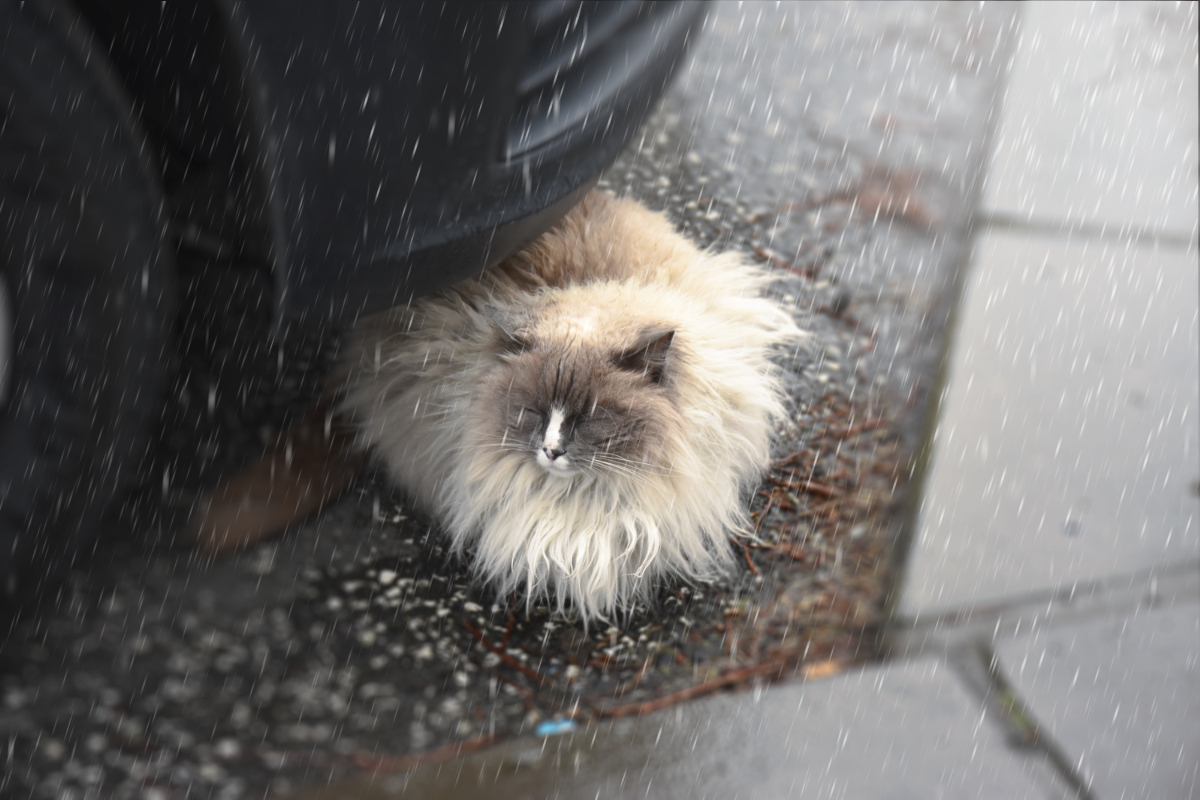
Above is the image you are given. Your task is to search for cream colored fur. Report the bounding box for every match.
[340,190,799,619]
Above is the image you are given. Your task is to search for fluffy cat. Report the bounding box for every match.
[337,189,799,619]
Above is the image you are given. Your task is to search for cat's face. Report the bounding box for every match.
[479,305,682,479]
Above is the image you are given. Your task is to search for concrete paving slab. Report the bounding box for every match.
[903,232,1199,615]
[293,659,1060,800]
[984,1,1198,239]
[995,601,1200,800]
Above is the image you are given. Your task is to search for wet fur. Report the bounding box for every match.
[340,190,799,619]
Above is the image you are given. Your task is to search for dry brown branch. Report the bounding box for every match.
[462,618,551,687]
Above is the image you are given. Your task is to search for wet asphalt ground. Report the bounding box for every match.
[0,3,1018,798]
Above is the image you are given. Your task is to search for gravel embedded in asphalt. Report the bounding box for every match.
[0,3,1016,797]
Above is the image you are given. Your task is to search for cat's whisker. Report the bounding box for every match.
[586,454,677,479]
[451,436,524,456]
[588,447,689,475]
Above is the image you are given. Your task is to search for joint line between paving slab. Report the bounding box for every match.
[885,560,1200,662]
[980,211,1198,249]
[947,638,1096,800]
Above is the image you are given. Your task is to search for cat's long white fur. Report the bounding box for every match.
[340,192,800,620]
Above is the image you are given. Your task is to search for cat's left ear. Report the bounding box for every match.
[484,304,529,354]
[618,328,675,384]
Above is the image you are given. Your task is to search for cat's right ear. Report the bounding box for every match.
[484,304,529,354]
[618,327,675,384]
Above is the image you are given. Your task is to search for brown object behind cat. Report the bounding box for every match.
[191,403,362,555]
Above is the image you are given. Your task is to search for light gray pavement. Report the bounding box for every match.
[905,232,1197,611]
[902,1,1199,798]
[373,4,1198,799]
[995,603,1199,800]
[983,0,1197,240]
[905,0,1199,613]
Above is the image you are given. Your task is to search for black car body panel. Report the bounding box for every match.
[77,0,708,331]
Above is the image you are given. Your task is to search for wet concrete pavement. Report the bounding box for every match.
[3,2,1197,799]
[898,3,1199,797]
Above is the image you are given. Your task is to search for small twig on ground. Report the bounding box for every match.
[612,654,656,698]
[760,488,796,511]
[746,200,814,225]
[490,668,537,709]
[830,418,886,438]
[462,618,550,687]
[816,304,865,330]
[501,609,515,648]
[750,244,818,280]
[741,543,759,575]
[769,476,842,498]
[767,542,816,564]
[772,449,811,470]
[753,491,777,526]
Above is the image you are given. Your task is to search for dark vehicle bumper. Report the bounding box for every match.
[229,0,707,329]
[75,0,705,331]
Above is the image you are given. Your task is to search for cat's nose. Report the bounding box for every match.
[542,445,565,461]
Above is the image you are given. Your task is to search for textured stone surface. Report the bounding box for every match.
[903,232,1199,614]
[984,1,1199,238]
[995,602,1200,800]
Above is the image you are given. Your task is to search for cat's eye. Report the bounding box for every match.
[515,407,544,425]
[583,405,617,422]
[575,407,615,432]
